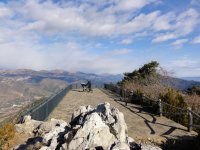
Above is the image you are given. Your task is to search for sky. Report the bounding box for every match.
[0,0,200,77]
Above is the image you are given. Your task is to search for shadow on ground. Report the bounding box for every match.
[101,89,198,149]
[161,135,200,150]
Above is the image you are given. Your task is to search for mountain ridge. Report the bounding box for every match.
[0,69,123,84]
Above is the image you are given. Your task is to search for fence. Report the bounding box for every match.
[0,82,104,126]
[20,85,73,121]
[104,83,200,132]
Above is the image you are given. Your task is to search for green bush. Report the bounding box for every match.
[160,88,188,126]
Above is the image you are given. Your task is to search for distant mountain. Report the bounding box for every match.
[180,77,200,82]
[0,69,123,85]
[0,77,67,109]
[161,76,200,91]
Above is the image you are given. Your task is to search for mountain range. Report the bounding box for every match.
[180,77,200,82]
[162,76,200,91]
[0,69,123,85]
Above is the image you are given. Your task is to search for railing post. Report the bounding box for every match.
[188,107,193,132]
[129,91,133,104]
[141,94,145,104]
[124,89,127,106]
[158,99,162,117]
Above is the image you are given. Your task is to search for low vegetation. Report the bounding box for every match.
[160,88,188,125]
[0,123,15,150]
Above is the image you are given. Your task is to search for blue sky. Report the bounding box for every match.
[0,0,200,77]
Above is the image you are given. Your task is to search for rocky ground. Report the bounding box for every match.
[14,102,161,150]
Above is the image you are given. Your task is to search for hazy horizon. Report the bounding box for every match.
[0,0,200,76]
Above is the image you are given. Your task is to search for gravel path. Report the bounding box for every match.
[48,88,197,144]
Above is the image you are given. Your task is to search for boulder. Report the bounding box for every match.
[68,112,116,149]
[15,115,42,134]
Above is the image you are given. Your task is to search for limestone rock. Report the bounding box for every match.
[70,105,93,127]
[141,144,162,150]
[68,112,116,150]
[15,115,42,134]
[112,142,130,150]
[36,118,68,136]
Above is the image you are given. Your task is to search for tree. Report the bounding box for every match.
[118,61,160,86]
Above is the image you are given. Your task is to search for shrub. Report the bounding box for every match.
[160,88,188,126]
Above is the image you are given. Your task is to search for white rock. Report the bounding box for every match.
[49,136,58,150]
[141,144,162,150]
[39,146,48,150]
[111,107,128,143]
[112,142,130,150]
[36,118,68,135]
[15,115,42,134]
[68,112,115,150]
[42,126,65,144]
[71,105,93,121]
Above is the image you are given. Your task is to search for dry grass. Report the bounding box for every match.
[124,81,167,100]
[185,94,200,113]
[0,123,15,150]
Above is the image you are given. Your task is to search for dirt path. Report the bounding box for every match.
[48,89,197,144]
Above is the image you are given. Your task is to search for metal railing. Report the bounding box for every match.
[20,85,73,121]
[104,83,200,132]
[0,82,104,126]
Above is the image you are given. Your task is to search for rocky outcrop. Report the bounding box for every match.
[14,102,161,150]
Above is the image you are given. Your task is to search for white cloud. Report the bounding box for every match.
[152,12,175,31]
[0,38,134,74]
[0,4,13,18]
[7,0,161,37]
[0,0,200,75]
[121,38,133,44]
[167,57,200,76]
[171,38,188,47]
[152,33,177,43]
[4,1,198,39]
[192,35,200,44]
[110,49,131,55]
[114,0,156,12]
[152,9,199,43]
[174,8,199,36]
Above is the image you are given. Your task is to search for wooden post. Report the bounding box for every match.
[141,94,145,104]
[129,91,133,103]
[158,99,162,117]
[188,107,193,132]
[124,89,127,106]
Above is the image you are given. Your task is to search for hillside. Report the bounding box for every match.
[181,77,200,82]
[162,76,200,90]
[0,76,67,123]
